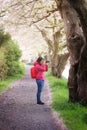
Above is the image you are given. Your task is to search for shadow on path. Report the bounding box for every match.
[0,65,67,130]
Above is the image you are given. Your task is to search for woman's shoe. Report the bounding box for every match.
[37,101,44,105]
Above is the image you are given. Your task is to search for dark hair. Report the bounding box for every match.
[37,57,44,64]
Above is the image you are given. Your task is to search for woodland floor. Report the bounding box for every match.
[0,65,67,130]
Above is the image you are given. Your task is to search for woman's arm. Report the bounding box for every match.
[45,64,48,72]
[36,64,48,72]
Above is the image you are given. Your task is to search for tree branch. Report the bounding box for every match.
[30,8,58,25]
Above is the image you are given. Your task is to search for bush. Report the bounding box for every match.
[5,40,22,76]
[0,62,7,80]
[0,62,25,92]
[0,47,8,80]
[0,31,23,80]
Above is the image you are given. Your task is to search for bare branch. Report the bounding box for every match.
[28,0,37,18]
[30,8,58,25]
[8,0,39,8]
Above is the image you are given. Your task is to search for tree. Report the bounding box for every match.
[35,20,69,78]
[56,0,87,104]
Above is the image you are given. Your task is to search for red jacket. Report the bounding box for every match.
[34,61,48,80]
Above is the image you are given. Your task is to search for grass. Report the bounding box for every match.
[0,62,25,93]
[46,72,87,130]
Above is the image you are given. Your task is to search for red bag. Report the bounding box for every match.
[30,67,37,78]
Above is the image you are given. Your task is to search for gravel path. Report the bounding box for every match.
[0,65,67,130]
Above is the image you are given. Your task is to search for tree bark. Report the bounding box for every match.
[57,53,69,78]
[56,0,87,104]
[70,0,87,104]
[50,53,69,78]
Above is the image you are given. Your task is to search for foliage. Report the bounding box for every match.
[5,40,22,76]
[46,72,87,130]
[0,62,25,92]
[0,47,7,80]
[0,31,22,80]
[0,61,7,80]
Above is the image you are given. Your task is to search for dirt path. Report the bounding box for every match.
[0,65,67,130]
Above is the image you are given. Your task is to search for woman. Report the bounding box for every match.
[34,57,48,105]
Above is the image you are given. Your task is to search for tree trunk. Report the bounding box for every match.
[57,53,69,78]
[51,54,58,77]
[51,53,69,78]
[56,0,87,104]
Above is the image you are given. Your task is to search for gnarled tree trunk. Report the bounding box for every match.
[56,0,87,104]
[57,53,69,78]
[51,53,69,78]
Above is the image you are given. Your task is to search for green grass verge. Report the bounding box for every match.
[0,62,25,93]
[46,72,87,130]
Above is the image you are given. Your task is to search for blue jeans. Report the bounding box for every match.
[36,80,44,103]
